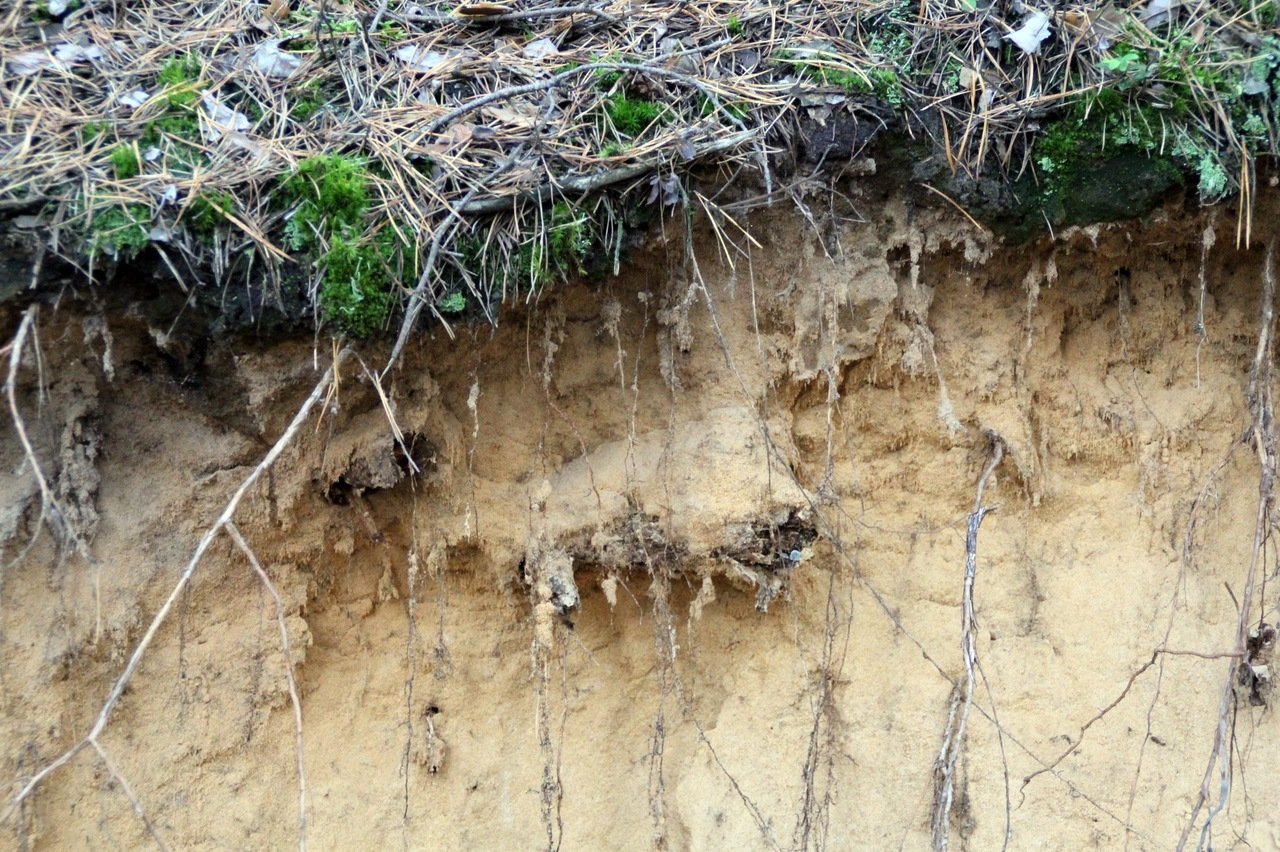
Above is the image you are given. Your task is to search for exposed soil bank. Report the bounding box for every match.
[3,188,1280,850]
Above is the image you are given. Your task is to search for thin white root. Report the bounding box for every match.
[1,351,346,831]
[90,739,171,851]
[226,522,308,852]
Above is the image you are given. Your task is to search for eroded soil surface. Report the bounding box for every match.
[3,191,1280,850]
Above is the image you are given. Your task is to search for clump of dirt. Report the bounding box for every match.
[3,188,1280,850]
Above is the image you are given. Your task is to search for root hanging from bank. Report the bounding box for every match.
[932,434,1005,852]
[1,334,348,852]
[1179,238,1279,851]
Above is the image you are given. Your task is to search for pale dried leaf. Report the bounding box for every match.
[523,38,559,60]
[1140,0,1173,27]
[119,89,150,109]
[485,103,538,128]
[397,45,447,72]
[455,3,513,17]
[9,42,104,76]
[201,92,250,141]
[253,39,302,79]
[1005,11,1051,55]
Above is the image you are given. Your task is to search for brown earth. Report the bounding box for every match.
[3,183,1280,850]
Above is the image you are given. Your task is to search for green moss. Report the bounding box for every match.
[698,96,748,121]
[1018,99,1184,234]
[146,112,201,142]
[157,54,204,109]
[109,145,140,178]
[778,50,891,104]
[276,155,413,337]
[605,95,666,137]
[31,0,78,22]
[188,192,234,232]
[326,18,359,35]
[455,202,594,299]
[140,59,206,174]
[593,53,625,88]
[81,121,108,142]
[89,204,150,259]
[438,291,467,314]
[289,79,336,122]
[514,202,591,291]
[318,236,394,337]
[141,112,204,174]
[281,154,370,252]
[726,14,743,35]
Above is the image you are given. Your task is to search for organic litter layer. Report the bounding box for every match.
[1,0,1277,338]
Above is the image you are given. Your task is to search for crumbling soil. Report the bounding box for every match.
[3,188,1280,850]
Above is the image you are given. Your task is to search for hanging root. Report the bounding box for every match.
[1,347,347,852]
[1178,238,1277,851]
[225,522,308,851]
[932,433,1004,852]
[3,306,96,580]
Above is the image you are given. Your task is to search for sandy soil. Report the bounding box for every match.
[3,187,1280,850]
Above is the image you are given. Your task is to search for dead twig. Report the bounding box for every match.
[402,4,620,27]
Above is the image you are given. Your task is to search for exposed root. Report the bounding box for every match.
[1,348,347,849]
[3,306,97,604]
[931,434,1003,852]
[226,521,308,851]
[1179,238,1278,851]
[90,739,170,852]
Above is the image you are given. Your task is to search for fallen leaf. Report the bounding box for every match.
[647,173,682,207]
[1087,4,1127,49]
[485,103,538,128]
[253,39,302,79]
[1140,0,1173,27]
[265,0,290,22]
[8,42,104,76]
[523,38,559,60]
[54,43,103,63]
[1005,11,1051,55]
[442,123,475,147]
[119,89,150,109]
[1243,62,1271,95]
[396,45,447,72]
[201,93,251,141]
